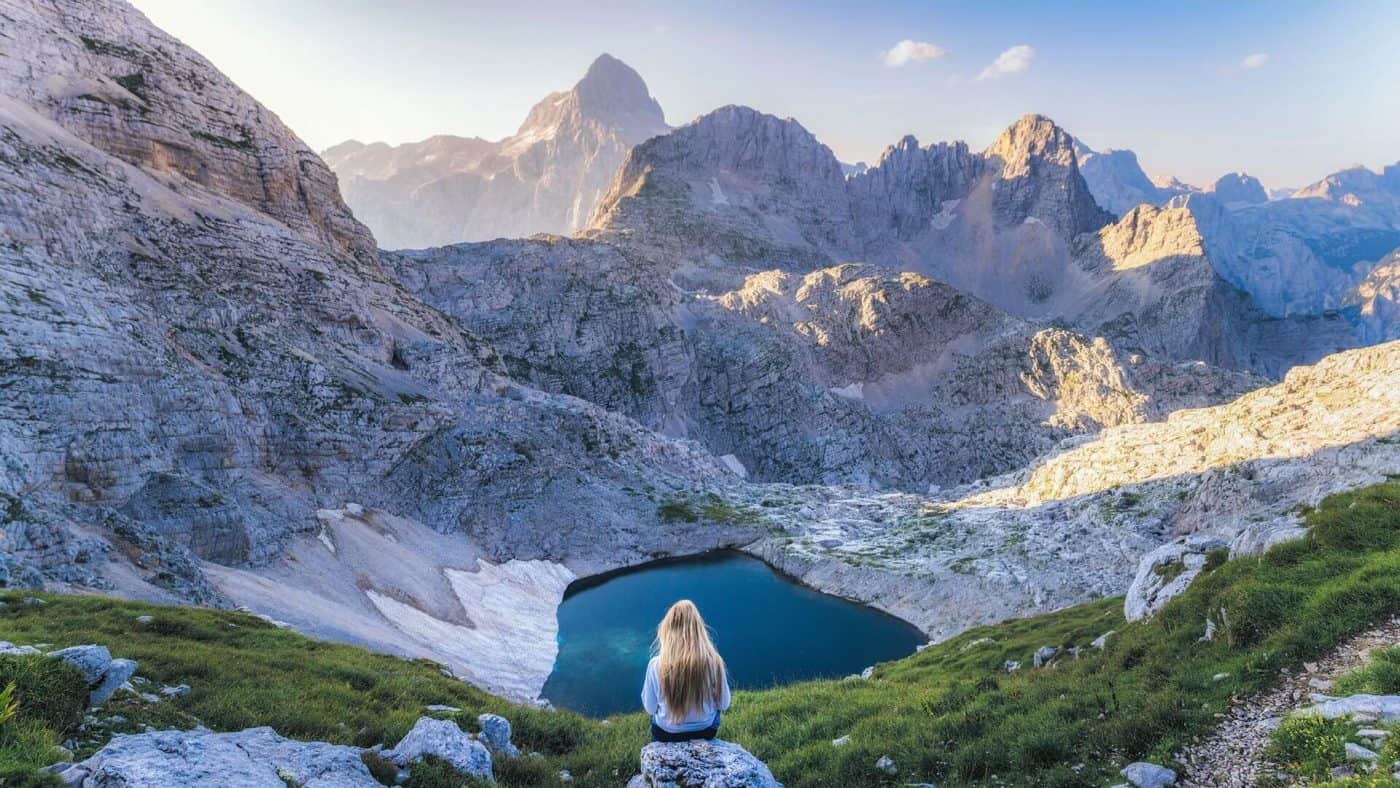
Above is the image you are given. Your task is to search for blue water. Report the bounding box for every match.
[540,551,925,717]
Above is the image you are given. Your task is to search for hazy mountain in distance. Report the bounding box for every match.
[1073,140,1196,216]
[324,54,669,248]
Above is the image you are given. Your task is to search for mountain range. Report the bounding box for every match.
[323,54,668,248]
[3,0,1400,712]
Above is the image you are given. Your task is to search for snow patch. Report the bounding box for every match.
[366,558,576,701]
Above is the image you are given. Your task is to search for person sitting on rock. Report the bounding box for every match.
[642,599,731,742]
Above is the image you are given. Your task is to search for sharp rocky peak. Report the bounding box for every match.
[516,53,666,139]
[574,53,661,118]
[984,114,1079,174]
[982,114,1114,238]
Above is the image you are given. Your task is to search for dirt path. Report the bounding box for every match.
[1178,616,1400,786]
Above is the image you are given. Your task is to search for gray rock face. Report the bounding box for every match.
[0,0,374,262]
[90,657,138,706]
[75,727,379,787]
[386,717,493,781]
[394,242,1260,490]
[1121,761,1177,787]
[0,0,758,692]
[590,104,858,288]
[1067,203,1360,377]
[47,645,112,686]
[637,740,781,788]
[1350,248,1400,343]
[1125,535,1229,621]
[476,713,520,759]
[326,54,669,248]
[981,114,1115,242]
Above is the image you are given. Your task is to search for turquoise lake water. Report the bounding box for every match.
[540,551,926,717]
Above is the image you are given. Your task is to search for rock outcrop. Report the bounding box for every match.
[1123,536,1228,621]
[0,0,375,261]
[70,727,380,787]
[385,717,493,781]
[47,645,138,707]
[325,54,669,247]
[631,740,781,788]
[1350,248,1400,343]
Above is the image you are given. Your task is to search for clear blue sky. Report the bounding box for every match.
[130,0,1398,189]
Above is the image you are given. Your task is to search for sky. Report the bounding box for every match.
[129,0,1399,189]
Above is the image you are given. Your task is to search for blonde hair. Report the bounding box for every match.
[656,600,726,720]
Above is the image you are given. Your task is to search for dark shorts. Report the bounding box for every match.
[650,713,721,743]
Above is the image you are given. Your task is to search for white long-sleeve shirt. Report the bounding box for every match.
[641,656,731,733]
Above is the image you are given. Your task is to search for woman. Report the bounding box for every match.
[641,599,731,742]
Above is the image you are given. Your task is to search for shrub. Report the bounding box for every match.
[1265,715,1349,781]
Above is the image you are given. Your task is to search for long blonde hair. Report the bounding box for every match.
[656,600,726,719]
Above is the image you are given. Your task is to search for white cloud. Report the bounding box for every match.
[883,39,948,67]
[1240,52,1269,70]
[977,44,1034,80]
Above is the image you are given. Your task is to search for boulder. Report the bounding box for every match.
[1124,536,1226,620]
[476,713,520,758]
[48,645,113,686]
[386,717,493,781]
[74,727,378,787]
[637,739,781,787]
[0,641,42,656]
[161,684,191,698]
[1301,694,1400,722]
[90,658,138,707]
[1344,742,1379,762]
[1033,646,1058,668]
[875,755,897,774]
[1120,761,1177,787]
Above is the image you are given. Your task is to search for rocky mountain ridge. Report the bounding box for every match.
[1074,137,1400,320]
[588,106,1366,376]
[324,53,669,248]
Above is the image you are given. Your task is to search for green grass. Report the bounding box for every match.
[2,481,1400,786]
[1335,645,1400,696]
[0,654,87,785]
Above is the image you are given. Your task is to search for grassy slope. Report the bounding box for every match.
[1,481,1398,787]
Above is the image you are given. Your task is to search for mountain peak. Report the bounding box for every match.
[570,53,665,129]
[985,114,1075,170]
[1207,172,1268,205]
[983,115,1113,237]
